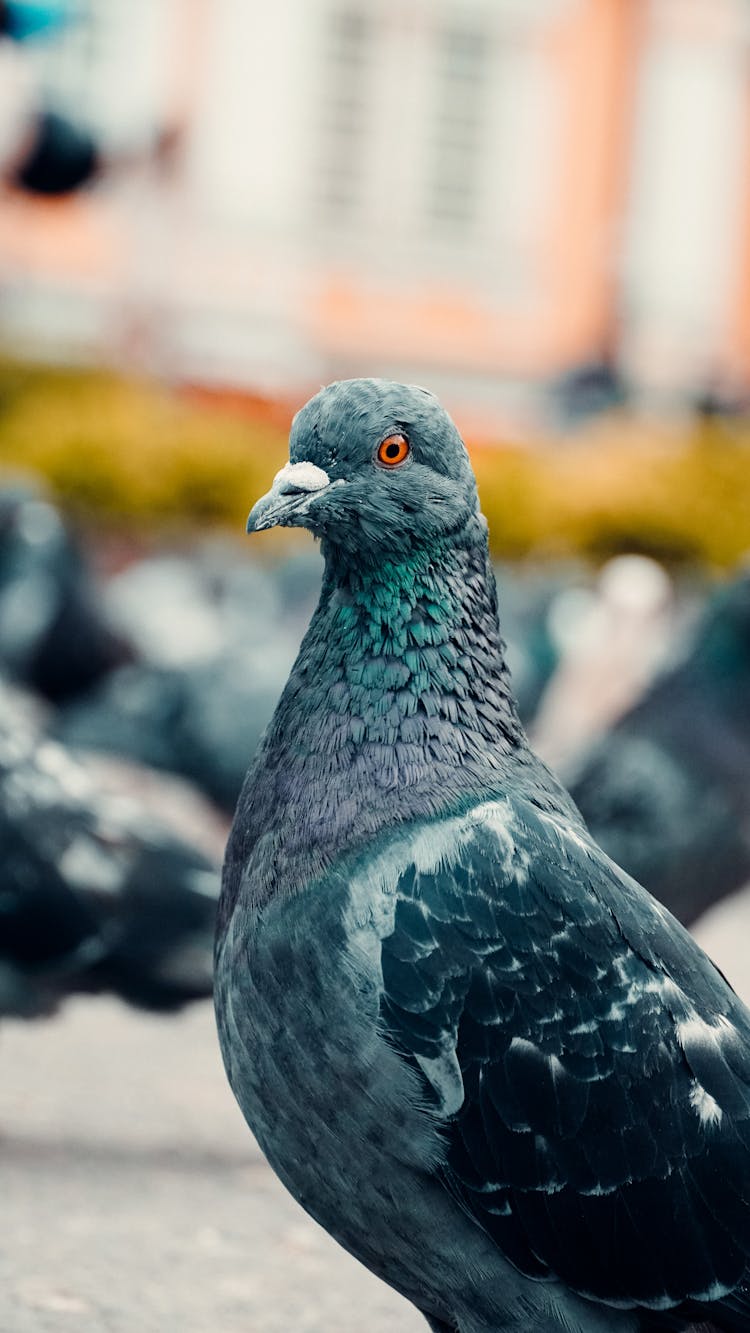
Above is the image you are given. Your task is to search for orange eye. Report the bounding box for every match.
[377,434,410,467]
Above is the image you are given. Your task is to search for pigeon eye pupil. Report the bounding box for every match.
[377,434,410,467]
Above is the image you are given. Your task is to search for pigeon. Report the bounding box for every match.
[548,355,627,428]
[0,484,129,702]
[531,555,675,771]
[56,550,307,810]
[491,561,571,724]
[0,674,220,1017]
[216,379,750,1333]
[566,568,750,926]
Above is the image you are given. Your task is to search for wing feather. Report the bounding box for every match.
[376,796,750,1317]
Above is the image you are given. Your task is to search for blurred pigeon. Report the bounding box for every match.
[0,3,102,197]
[492,561,571,723]
[57,551,306,810]
[0,484,129,701]
[567,568,750,927]
[548,356,627,428]
[0,675,220,1016]
[216,380,750,1333]
[13,108,100,195]
[104,553,250,669]
[532,555,675,769]
[57,659,283,811]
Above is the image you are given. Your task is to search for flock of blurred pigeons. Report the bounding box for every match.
[1,479,749,1020]
[1,4,748,1020]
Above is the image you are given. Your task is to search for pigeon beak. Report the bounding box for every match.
[246,461,333,533]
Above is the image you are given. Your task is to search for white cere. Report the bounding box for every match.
[274,461,330,493]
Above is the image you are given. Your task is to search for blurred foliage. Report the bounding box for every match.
[0,360,749,567]
[473,419,750,567]
[0,361,288,535]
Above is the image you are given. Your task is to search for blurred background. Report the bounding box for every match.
[1,2,750,1330]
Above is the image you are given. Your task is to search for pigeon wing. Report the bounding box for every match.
[377,796,750,1315]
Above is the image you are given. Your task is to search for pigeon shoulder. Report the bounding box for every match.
[357,792,750,1320]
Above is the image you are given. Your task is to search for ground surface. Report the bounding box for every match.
[1,998,423,1333]
[2,891,748,1333]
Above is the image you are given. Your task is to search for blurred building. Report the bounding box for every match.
[1,0,750,431]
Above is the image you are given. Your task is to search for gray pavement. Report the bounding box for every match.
[1,999,423,1333]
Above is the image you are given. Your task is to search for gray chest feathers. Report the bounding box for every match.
[215,868,454,1293]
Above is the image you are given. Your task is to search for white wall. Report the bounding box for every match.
[184,0,317,233]
[621,0,750,392]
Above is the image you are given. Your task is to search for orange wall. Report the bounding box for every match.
[541,0,645,368]
[308,0,645,379]
[0,189,123,281]
[725,74,750,388]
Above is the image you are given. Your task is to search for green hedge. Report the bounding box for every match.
[1,362,748,567]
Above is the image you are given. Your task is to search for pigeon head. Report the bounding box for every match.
[246,379,480,562]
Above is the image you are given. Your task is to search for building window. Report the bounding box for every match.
[318,7,374,218]
[426,24,490,233]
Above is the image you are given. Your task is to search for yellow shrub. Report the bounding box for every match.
[1,362,748,568]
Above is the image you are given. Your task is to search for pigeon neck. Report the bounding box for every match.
[307,524,526,774]
[318,529,522,737]
[222,524,547,919]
